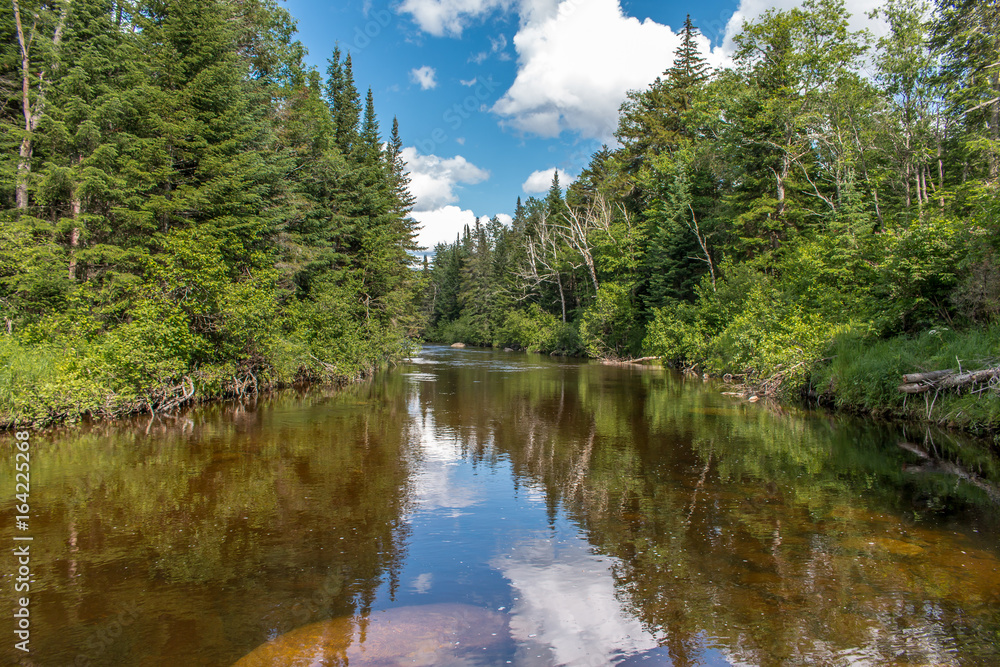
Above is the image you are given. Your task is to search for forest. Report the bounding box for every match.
[1,0,420,425]
[422,0,1000,433]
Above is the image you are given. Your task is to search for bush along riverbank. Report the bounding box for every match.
[648,324,1000,441]
[1,0,421,427]
[0,309,416,428]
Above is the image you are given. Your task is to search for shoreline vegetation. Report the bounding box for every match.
[421,3,1000,441]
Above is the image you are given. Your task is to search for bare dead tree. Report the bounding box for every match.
[517,209,582,322]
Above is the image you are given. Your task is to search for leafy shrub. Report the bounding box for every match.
[428,312,488,347]
[493,304,579,353]
[579,281,642,359]
[643,302,710,363]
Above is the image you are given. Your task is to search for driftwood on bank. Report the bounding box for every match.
[600,355,661,367]
[897,366,1000,394]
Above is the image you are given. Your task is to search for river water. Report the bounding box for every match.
[2,345,999,666]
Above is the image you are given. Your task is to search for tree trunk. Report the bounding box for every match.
[68,216,80,281]
[13,0,69,210]
[936,111,945,211]
[991,67,999,181]
[69,154,82,281]
[687,204,716,291]
[13,0,33,210]
[556,272,566,323]
[776,153,788,219]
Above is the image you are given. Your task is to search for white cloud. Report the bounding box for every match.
[410,65,438,90]
[471,32,510,63]
[492,0,728,140]
[399,0,885,143]
[409,207,512,249]
[720,0,889,54]
[410,206,477,249]
[410,206,513,251]
[401,147,490,211]
[522,167,575,194]
[398,0,513,36]
[459,77,478,86]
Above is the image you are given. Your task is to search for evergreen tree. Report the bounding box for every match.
[545,171,567,220]
[326,47,360,156]
[617,16,711,158]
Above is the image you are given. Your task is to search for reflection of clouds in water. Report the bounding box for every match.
[407,403,482,513]
[493,534,661,667]
[403,372,437,382]
[411,572,433,594]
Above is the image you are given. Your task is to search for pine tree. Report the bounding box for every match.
[386,117,415,214]
[356,87,382,167]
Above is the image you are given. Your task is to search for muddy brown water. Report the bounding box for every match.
[2,345,999,666]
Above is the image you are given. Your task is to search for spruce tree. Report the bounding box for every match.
[545,171,567,220]
[329,51,361,156]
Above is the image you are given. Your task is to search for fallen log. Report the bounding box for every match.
[939,367,1000,389]
[898,365,1000,394]
[901,369,955,384]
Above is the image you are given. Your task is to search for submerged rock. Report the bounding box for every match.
[232,603,509,666]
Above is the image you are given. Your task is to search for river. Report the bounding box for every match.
[2,345,999,666]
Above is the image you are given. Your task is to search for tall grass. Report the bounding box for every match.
[0,337,64,424]
[811,325,1000,434]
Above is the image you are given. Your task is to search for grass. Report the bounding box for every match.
[810,324,1000,436]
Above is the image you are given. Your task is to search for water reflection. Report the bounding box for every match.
[0,385,415,666]
[494,531,660,666]
[407,400,482,515]
[405,346,1000,665]
[1,346,998,666]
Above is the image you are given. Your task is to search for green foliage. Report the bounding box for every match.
[643,301,711,363]
[579,282,642,359]
[872,217,967,330]
[493,304,579,354]
[706,284,849,390]
[0,0,420,426]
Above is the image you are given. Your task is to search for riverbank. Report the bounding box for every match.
[699,325,1000,442]
[0,335,409,429]
[809,327,1000,438]
[432,322,1000,442]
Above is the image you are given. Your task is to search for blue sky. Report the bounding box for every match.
[283,0,885,250]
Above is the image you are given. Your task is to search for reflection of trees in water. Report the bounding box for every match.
[418,360,1000,665]
[1,383,414,666]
